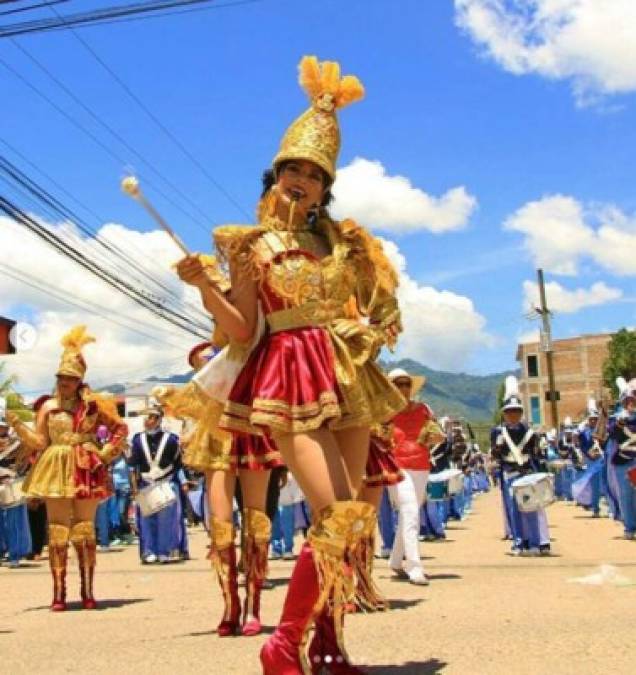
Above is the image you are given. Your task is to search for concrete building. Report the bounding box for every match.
[516,332,613,429]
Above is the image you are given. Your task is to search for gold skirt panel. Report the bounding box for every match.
[23,444,76,499]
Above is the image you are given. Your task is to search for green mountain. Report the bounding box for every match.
[380,358,515,422]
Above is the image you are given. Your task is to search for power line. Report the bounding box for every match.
[0,0,228,37]
[0,261,193,350]
[0,137,214,323]
[48,2,253,221]
[0,150,213,327]
[0,53,211,233]
[0,194,211,339]
[9,37,215,230]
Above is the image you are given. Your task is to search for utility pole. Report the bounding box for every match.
[536,269,559,429]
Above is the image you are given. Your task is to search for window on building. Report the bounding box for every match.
[530,395,541,425]
[527,354,539,378]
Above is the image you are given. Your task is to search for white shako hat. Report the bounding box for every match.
[501,375,524,412]
[563,416,575,432]
[617,376,636,403]
[587,398,600,419]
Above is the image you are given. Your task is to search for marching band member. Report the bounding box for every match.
[491,376,551,556]
[420,419,449,541]
[6,326,128,610]
[128,404,188,563]
[577,399,604,517]
[555,418,579,502]
[177,55,404,674]
[608,378,636,539]
[387,369,434,586]
[0,398,32,567]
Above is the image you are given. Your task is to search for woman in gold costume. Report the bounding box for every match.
[156,334,280,638]
[177,56,404,674]
[6,326,127,611]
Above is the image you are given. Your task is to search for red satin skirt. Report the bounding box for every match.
[229,432,283,472]
[220,326,341,437]
[364,436,404,488]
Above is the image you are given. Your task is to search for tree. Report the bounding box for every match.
[492,379,505,424]
[0,362,16,396]
[603,328,636,398]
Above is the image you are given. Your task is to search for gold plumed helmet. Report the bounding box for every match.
[57,325,95,379]
[273,55,365,183]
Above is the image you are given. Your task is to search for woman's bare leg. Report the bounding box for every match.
[273,429,351,512]
[72,498,100,523]
[238,469,271,511]
[358,484,382,510]
[45,498,73,526]
[206,469,237,522]
[334,426,370,499]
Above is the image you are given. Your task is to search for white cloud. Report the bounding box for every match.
[0,216,202,394]
[379,238,493,369]
[332,158,477,234]
[504,194,636,276]
[455,0,636,105]
[518,329,540,345]
[522,279,623,314]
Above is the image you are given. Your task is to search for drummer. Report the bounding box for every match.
[128,404,188,564]
[577,399,604,517]
[491,376,551,556]
[0,397,32,568]
[608,378,636,539]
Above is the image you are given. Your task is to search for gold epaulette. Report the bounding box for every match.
[213,225,265,279]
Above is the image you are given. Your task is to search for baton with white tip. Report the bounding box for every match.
[121,175,190,256]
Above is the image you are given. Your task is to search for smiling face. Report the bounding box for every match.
[275,159,326,220]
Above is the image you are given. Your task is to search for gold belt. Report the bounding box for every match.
[266,303,340,334]
[56,433,95,445]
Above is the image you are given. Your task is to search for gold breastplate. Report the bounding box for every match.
[48,411,95,445]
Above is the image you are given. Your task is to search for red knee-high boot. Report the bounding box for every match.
[241,508,271,636]
[70,521,98,610]
[210,517,241,637]
[48,524,69,612]
[260,501,369,675]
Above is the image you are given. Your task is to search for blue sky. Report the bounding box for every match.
[2,0,635,390]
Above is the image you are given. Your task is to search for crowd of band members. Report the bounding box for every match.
[3,377,635,573]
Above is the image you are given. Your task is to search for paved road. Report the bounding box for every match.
[2,490,635,674]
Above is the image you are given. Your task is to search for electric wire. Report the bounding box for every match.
[47,1,253,220]
[9,37,216,230]
[0,151,213,327]
[0,261,194,350]
[0,54,211,233]
[0,194,211,340]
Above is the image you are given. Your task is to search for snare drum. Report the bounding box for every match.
[446,469,464,495]
[0,477,26,509]
[427,474,450,501]
[136,480,177,517]
[511,473,555,513]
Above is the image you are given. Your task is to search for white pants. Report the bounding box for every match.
[388,469,429,575]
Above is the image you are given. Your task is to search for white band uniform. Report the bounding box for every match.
[135,431,177,517]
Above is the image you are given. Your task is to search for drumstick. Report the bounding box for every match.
[121,176,190,256]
